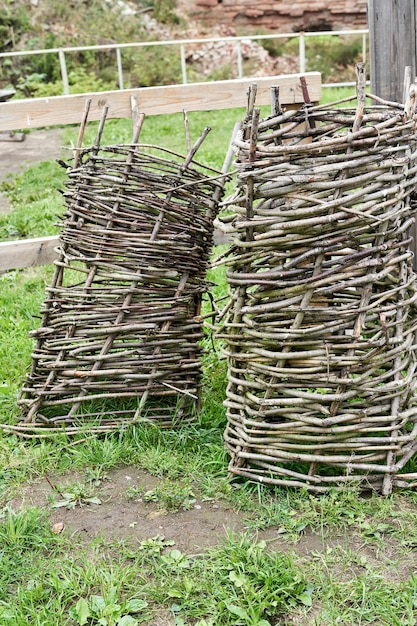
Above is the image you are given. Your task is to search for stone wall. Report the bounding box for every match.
[189,0,367,32]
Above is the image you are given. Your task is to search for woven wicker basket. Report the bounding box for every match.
[17,111,225,435]
[219,71,417,493]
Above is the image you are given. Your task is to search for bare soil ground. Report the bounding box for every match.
[11,467,247,553]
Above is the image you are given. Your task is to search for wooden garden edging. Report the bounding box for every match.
[0,73,321,272]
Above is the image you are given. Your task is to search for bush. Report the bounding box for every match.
[261,33,364,82]
[0,1,30,50]
[124,46,183,88]
[142,0,182,24]
[15,67,115,98]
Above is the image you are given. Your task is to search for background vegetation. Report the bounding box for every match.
[0,0,365,97]
[260,32,365,83]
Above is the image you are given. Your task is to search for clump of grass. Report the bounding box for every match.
[0,160,66,240]
[129,532,313,624]
[308,566,417,625]
[0,505,55,550]
[0,508,151,624]
[143,479,196,511]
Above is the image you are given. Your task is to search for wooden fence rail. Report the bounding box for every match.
[0,72,321,272]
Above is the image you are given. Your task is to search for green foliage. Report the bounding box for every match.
[0,268,52,427]
[306,33,364,77]
[143,479,196,511]
[194,63,234,84]
[123,45,183,88]
[0,504,312,625]
[264,33,364,82]
[312,567,417,625]
[0,0,186,94]
[137,534,175,555]
[0,511,150,624]
[143,0,181,24]
[256,35,288,58]
[0,1,30,50]
[148,534,312,624]
[69,589,148,626]
[0,160,66,240]
[50,481,102,509]
[0,506,55,549]
[16,67,116,98]
[320,84,356,104]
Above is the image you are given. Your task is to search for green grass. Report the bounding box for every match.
[0,160,66,240]
[0,506,311,625]
[2,95,417,625]
[1,487,417,624]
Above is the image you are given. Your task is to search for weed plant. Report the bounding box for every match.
[2,94,417,624]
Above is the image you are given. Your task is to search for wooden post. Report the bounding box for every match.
[368,0,417,266]
[368,0,417,102]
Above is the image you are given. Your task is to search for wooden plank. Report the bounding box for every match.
[368,0,417,268]
[0,73,321,271]
[368,0,416,102]
[0,236,59,272]
[0,73,321,132]
[0,232,235,270]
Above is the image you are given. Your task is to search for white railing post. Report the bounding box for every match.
[299,32,305,74]
[116,47,124,90]
[236,40,243,79]
[362,32,367,64]
[58,49,70,95]
[180,43,187,84]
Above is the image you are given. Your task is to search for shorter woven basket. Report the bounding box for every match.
[18,129,224,435]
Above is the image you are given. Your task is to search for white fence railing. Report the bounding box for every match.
[0,29,368,96]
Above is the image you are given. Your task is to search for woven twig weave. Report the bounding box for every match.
[219,80,417,493]
[18,118,224,434]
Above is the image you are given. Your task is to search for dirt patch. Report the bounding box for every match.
[10,467,249,553]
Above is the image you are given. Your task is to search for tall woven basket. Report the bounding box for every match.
[219,66,417,494]
[17,108,225,435]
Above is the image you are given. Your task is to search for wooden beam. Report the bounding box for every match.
[0,72,321,272]
[368,0,417,102]
[0,73,321,132]
[0,231,235,271]
[0,236,59,272]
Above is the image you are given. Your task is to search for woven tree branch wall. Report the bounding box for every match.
[18,109,225,435]
[219,72,417,494]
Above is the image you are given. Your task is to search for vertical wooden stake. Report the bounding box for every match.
[73,98,91,169]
